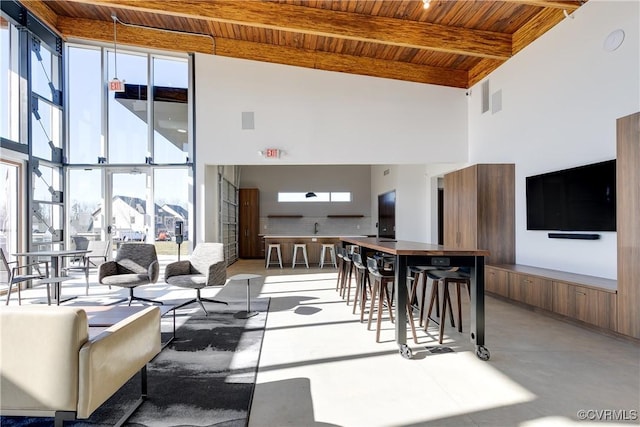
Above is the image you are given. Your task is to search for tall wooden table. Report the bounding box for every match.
[340,237,491,360]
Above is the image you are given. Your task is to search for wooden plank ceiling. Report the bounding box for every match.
[21,0,586,88]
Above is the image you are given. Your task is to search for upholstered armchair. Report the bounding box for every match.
[164,242,228,315]
[99,243,161,305]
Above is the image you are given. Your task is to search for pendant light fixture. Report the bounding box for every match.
[109,14,125,92]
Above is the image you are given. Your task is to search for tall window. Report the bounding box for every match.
[153,57,189,164]
[66,44,192,251]
[0,18,20,143]
[68,46,102,164]
[0,160,20,267]
[2,4,65,253]
[107,51,148,163]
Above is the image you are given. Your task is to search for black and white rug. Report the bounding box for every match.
[1,297,269,427]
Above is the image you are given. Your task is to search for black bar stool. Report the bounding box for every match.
[423,268,470,344]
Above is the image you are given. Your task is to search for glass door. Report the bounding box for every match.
[67,168,104,252]
[107,169,151,248]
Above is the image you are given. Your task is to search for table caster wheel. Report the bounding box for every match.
[399,344,413,359]
[476,345,490,361]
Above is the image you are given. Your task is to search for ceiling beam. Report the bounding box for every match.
[215,38,469,88]
[57,16,215,54]
[500,0,583,10]
[512,7,565,55]
[63,0,512,60]
[58,16,468,88]
[19,0,61,35]
[468,59,504,88]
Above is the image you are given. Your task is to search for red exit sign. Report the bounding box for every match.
[109,78,125,92]
[265,148,280,158]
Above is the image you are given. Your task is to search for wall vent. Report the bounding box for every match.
[491,89,502,114]
[481,80,490,113]
[241,112,255,130]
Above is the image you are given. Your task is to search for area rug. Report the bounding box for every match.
[0,297,270,427]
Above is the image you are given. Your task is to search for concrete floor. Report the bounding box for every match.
[233,260,639,427]
[6,257,639,427]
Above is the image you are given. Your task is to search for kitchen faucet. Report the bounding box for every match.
[314,222,319,234]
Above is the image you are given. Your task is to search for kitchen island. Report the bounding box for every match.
[262,235,366,266]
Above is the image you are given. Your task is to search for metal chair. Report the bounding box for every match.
[2,248,49,305]
[98,243,162,305]
[164,242,228,316]
[63,239,111,295]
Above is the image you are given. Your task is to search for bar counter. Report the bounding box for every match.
[340,236,491,360]
[262,235,366,266]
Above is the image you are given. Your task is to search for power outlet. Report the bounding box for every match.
[432,257,450,267]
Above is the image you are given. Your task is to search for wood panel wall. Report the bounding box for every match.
[616,112,640,338]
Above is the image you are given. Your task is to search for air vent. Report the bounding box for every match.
[492,89,502,114]
[241,112,255,130]
[481,80,490,113]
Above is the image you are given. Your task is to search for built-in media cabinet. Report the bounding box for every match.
[479,112,639,340]
[485,264,617,331]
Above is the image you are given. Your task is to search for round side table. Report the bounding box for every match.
[230,273,262,319]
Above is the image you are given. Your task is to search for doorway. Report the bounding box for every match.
[67,167,190,258]
[377,190,396,239]
[108,170,151,243]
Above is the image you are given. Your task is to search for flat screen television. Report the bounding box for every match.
[526,160,616,232]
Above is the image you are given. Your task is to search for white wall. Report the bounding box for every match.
[193,0,638,280]
[239,165,373,235]
[370,163,464,243]
[194,55,468,165]
[468,0,640,279]
[194,53,469,242]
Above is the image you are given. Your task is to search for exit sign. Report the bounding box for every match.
[109,78,125,92]
[265,148,280,158]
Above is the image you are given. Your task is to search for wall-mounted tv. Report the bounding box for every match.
[526,160,616,232]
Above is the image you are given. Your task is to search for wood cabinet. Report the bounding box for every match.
[553,281,617,330]
[485,266,509,297]
[239,188,262,258]
[444,164,515,265]
[616,112,640,338]
[489,264,617,332]
[508,272,552,311]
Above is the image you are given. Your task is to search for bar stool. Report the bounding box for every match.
[292,243,309,268]
[335,247,345,292]
[351,253,370,322]
[407,266,438,327]
[266,243,283,269]
[319,243,337,268]
[340,250,354,302]
[423,268,470,344]
[366,257,418,344]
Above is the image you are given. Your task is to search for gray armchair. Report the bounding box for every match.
[99,243,161,305]
[164,242,228,315]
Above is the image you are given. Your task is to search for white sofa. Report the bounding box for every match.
[0,305,161,426]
